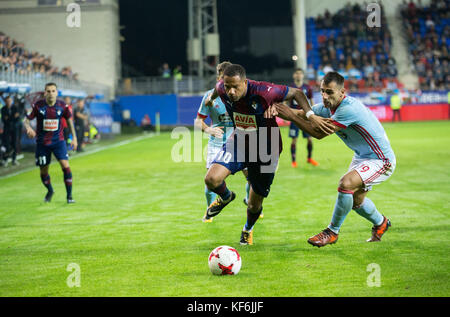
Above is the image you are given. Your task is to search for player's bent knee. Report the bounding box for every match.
[247,194,263,213]
[204,173,222,189]
[39,166,49,175]
[338,177,354,192]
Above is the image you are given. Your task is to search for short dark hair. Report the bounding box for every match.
[322,72,344,87]
[45,82,57,89]
[223,64,246,79]
[294,68,304,73]
[217,61,232,75]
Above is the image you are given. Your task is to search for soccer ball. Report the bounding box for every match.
[208,245,242,275]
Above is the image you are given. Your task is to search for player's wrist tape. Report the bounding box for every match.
[306,110,314,119]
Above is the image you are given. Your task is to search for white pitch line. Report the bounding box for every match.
[0,133,157,180]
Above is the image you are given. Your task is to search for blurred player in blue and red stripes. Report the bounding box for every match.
[203,64,335,245]
[288,68,319,168]
[195,61,254,223]
[24,83,78,203]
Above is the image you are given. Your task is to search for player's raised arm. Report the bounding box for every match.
[283,87,335,135]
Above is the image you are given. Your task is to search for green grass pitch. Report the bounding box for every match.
[0,121,449,297]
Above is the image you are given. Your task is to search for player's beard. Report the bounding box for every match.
[46,96,56,105]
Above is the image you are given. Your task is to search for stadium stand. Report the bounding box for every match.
[0,31,110,99]
[0,31,79,81]
[306,2,401,93]
[401,0,450,91]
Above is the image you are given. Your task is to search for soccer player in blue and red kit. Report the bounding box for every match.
[203,64,335,245]
[24,83,78,203]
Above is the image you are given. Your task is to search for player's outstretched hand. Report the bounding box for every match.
[272,102,294,121]
[264,105,277,119]
[26,127,36,139]
[205,126,224,138]
[309,115,336,135]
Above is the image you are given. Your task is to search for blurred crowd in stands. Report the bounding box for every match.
[305,0,450,92]
[0,31,79,80]
[401,0,450,91]
[306,2,401,93]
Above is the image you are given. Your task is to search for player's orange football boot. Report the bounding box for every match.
[307,228,338,247]
[367,216,391,242]
[206,191,236,218]
[240,230,253,245]
[202,212,213,223]
[291,161,298,168]
[307,158,319,166]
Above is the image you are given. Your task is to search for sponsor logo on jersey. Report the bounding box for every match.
[233,113,257,131]
[43,119,59,131]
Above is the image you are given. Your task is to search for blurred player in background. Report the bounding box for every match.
[24,83,78,203]
[204,64,335,245]
[62,96,74,149]
[0,95,21,166]
[271,72,395,247]
[74,99,88,153]
[288,68,319,167]
[195,61,254,223]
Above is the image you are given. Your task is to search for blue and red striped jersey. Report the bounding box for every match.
[27,99,72,146]
[216,79,288,154]
[289,83,313,109]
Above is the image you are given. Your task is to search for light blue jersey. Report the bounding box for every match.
[197,88,234,147]
[312,95,395,163]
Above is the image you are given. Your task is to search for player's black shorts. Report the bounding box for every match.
[211,137,279,198]
[35,141,69,166]
[289,122,310,138]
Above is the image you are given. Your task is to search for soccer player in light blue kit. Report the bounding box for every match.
[195,61,251,222]
[271,72,395,247]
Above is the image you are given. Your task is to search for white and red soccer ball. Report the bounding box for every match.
[208,246,242,275]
